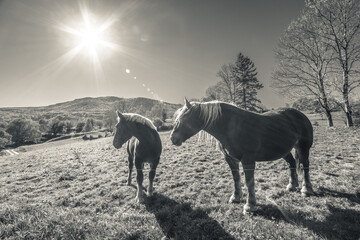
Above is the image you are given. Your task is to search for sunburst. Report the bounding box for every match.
[56,5,119,78]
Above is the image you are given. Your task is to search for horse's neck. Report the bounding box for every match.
[202,106,230,145]
[131,123,157,143]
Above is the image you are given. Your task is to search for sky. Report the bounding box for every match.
[0,0,304,108]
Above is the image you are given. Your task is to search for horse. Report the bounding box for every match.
[170,98,314,214]
[113,111,162,203]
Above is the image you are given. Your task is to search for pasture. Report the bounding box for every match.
[1,125,359,239]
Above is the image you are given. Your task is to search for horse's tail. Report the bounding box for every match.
[294,150,302,177]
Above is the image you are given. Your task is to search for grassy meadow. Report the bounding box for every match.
[1,122,360,239]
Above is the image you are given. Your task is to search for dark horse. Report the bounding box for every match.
[170,98,314,214]
[113,111,162,203]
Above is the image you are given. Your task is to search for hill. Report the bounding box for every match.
[0,96,182,123]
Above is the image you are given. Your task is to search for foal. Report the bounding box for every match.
[113,111,162,203]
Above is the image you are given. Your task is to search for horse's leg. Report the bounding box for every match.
[224,155,242,203]
[127,154,134,186]
[242,162,256,214]
[134,159,144,203]
[147,158,159,197]
[297,147,314,197]
[283,152,299,191]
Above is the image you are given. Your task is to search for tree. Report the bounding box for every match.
[215,64,238,104]
[64,121,74,134]
[84,118,94,132]
[95,120,103,129]
[307,0,360,126]
[0,129,12,149]
[104,101,128,131]
[104,110,117,131]
[76,122,85,133]
[204,81,229,102]
[162,109,167,122]
[38,119,49,133]
[272,6,336,126]
[205,54,263,112]
[6,119,41,145]
[233,53,263,111]
[49,119,65,136]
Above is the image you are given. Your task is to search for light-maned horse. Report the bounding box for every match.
[170,98,314,214]
[113,111,162,203]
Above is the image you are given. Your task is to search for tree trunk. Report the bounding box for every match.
[243,86,246,110]
[343,72,354,127]
[319,78,334,127]
[325,109,333,127]
[344,101,353,127]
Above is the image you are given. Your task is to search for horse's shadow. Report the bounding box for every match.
[253,201,360,240]
[316,186,360,204]
[144,193,235,240]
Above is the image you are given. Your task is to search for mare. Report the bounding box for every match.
[113,111,162,203]
[170,98,314,214]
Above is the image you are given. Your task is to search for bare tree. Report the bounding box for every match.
[272,7,335,126]
[204,81,230,102]
[307,0,360,126]
[216,64,238,104]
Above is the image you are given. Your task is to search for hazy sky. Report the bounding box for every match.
[0,0,304,108]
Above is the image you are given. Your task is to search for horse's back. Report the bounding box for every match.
[264,108,313,148]
[126,131,162,161]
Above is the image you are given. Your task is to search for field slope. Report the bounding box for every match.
[1,126,360,239]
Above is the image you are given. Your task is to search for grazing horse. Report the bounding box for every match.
[170,98,314,214]
[113,111,162,203]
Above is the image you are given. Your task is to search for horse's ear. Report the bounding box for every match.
[116,110,124,119]
[184,97,191,109]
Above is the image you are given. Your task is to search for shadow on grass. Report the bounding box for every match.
[253,203,360,240]
[317,186,360,204]
[144,193,235,240]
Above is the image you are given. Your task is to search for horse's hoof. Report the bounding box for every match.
[147,191,153,197]
[229,194,241,204]
[286,183,298,192]
[301,187,314,197]
[243,204,255,214]
[127,182,132,186]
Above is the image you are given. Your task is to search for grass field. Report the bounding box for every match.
[1,124,360,239]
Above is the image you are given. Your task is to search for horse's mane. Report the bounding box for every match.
[121,113,156,130]
[174,100,223,129]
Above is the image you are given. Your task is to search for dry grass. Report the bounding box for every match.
[1,126,360,239]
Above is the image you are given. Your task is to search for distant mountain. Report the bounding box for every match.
[0,97,182,123]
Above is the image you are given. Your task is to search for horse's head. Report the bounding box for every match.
[170,98,203,146]
[113,111,132,149]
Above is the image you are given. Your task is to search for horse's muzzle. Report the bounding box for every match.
[113,141,123,149]
[170,136,182,146]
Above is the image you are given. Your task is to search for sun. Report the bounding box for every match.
[58,7,118,63]
[77,24,103,58]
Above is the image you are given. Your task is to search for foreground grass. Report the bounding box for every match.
[1,127,360,239]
